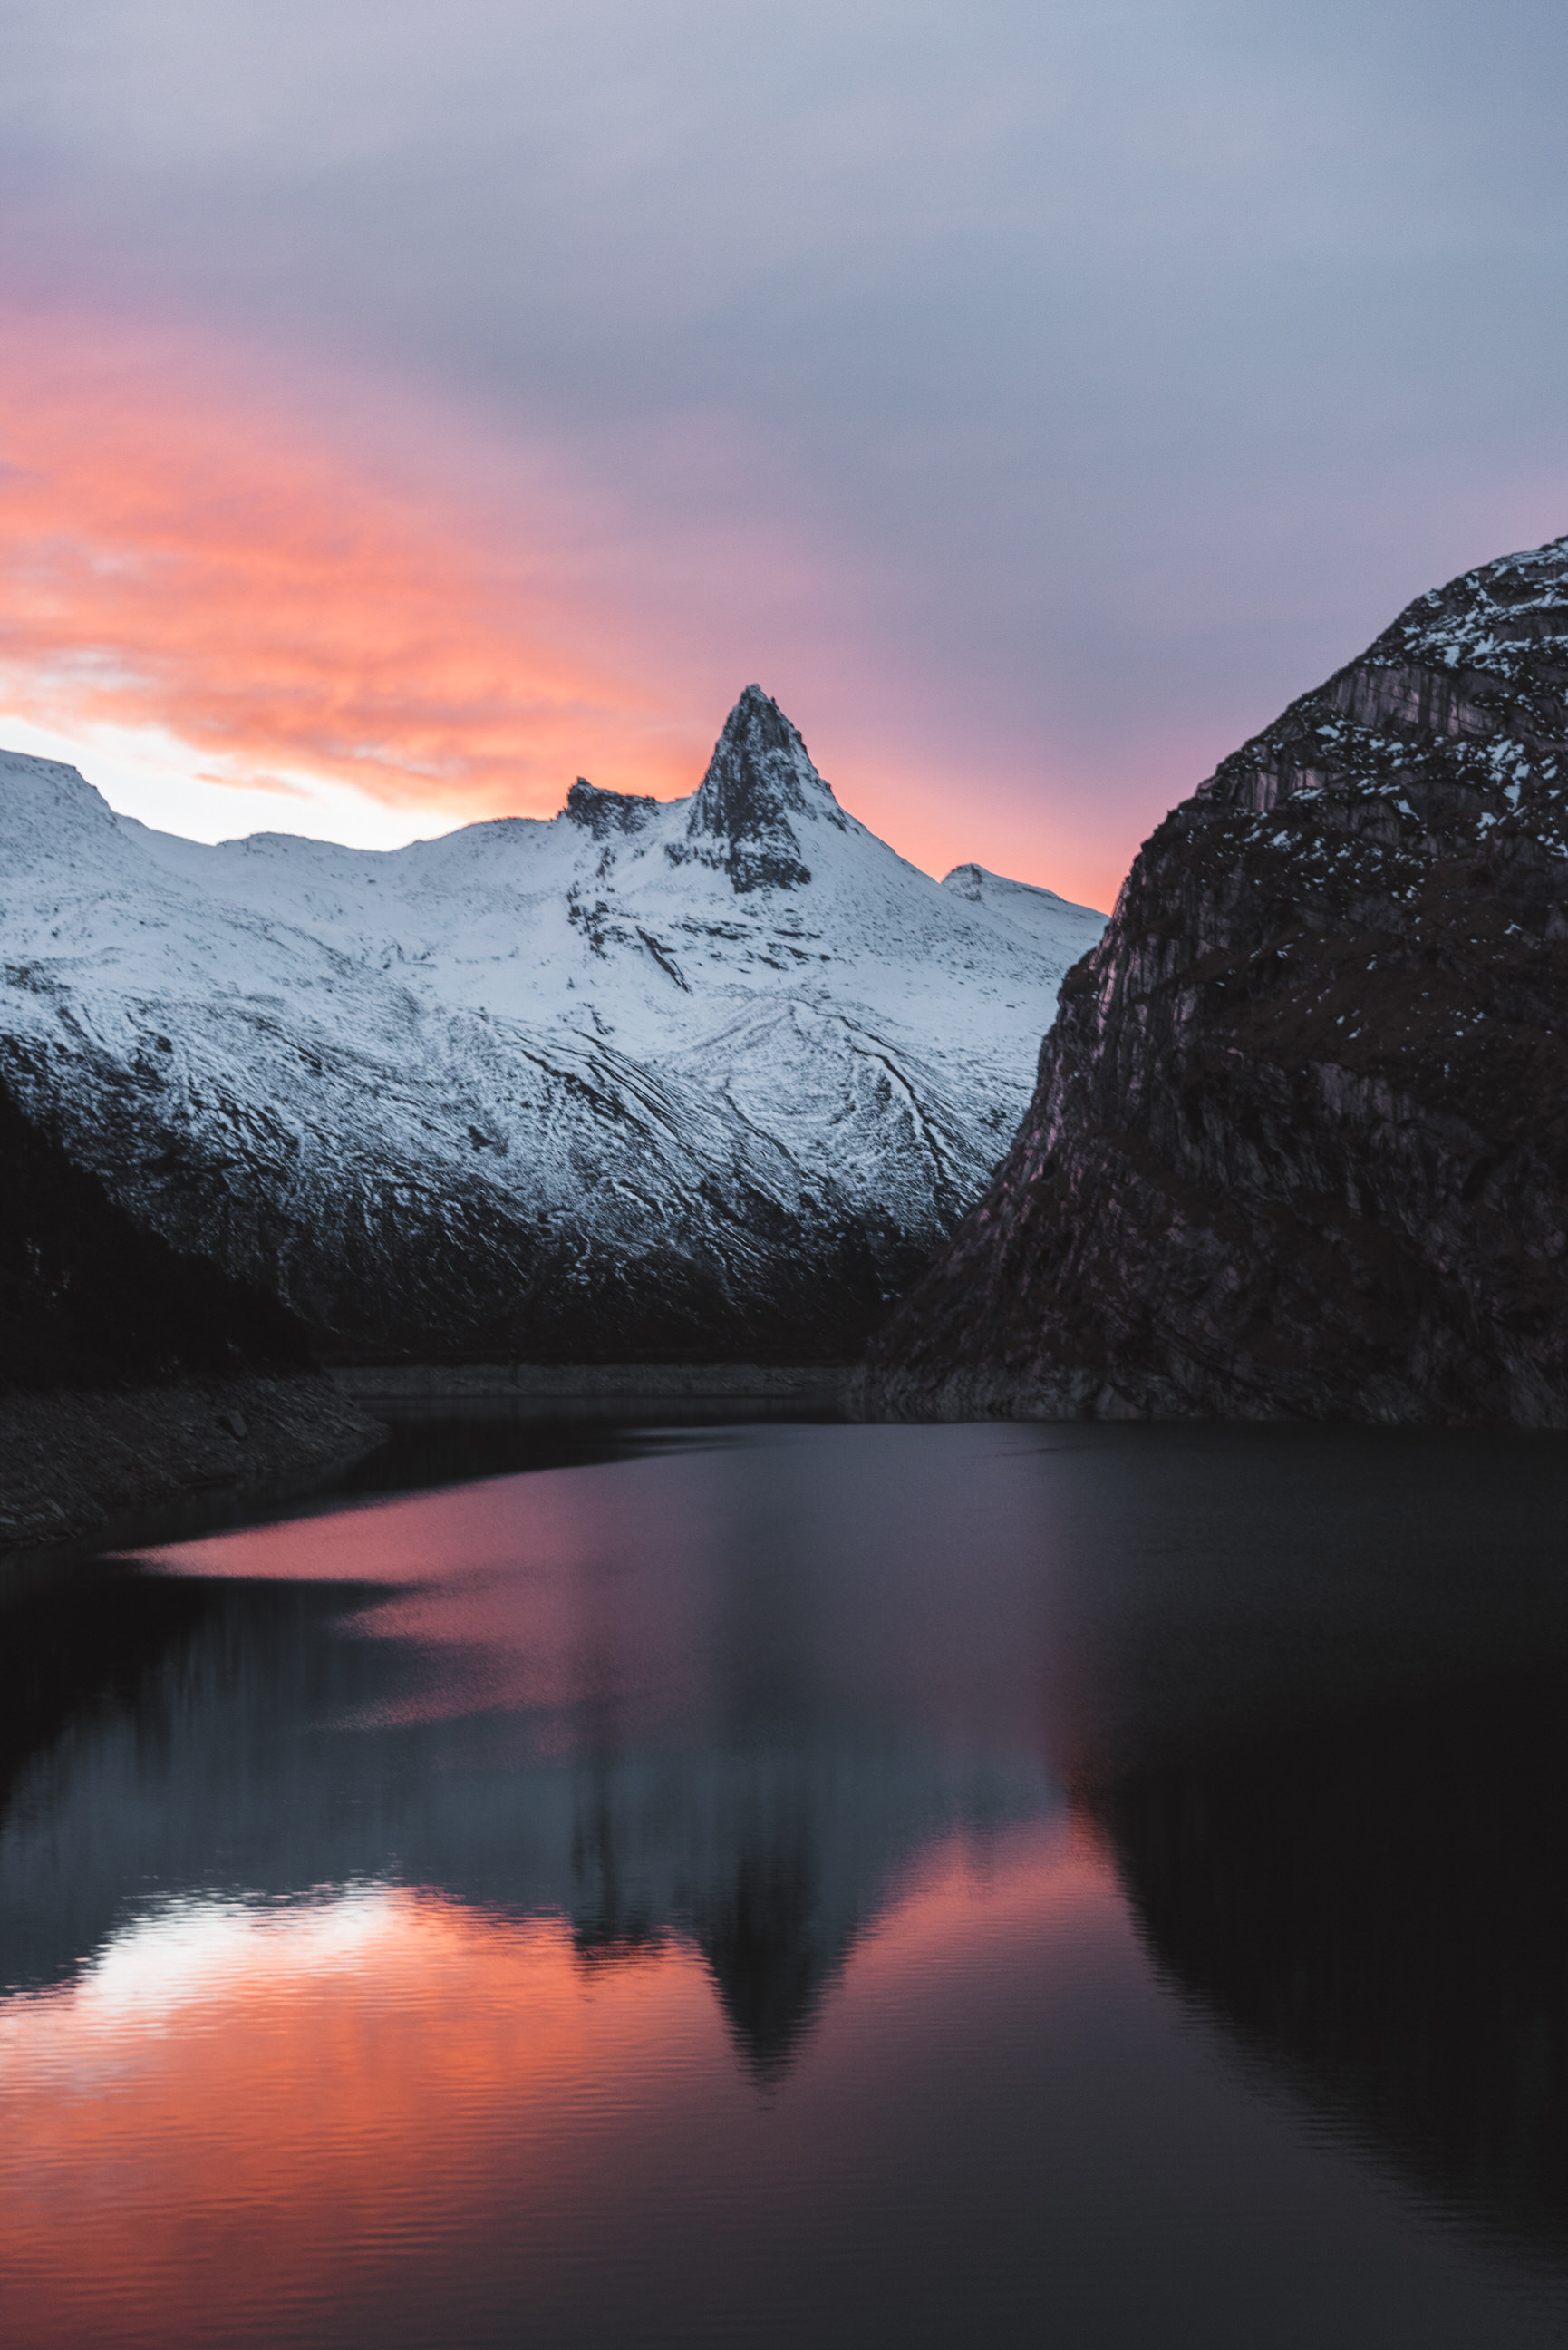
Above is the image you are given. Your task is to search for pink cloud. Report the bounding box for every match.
[0,307,711,820]
[0,302,1158,908]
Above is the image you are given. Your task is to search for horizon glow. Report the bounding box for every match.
[3,2,1567,912]
[0,307,1137,898]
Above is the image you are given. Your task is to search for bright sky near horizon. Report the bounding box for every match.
[1,0,1565,909]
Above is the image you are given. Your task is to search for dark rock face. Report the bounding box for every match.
[565,778,659,839]
[673,684,846,891]
[866,535,1568,1423]
[0,1075,309,1392]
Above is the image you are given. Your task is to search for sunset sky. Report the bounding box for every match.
[2,0,1565,909]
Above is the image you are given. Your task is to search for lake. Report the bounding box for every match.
[5,1413,1568,2347]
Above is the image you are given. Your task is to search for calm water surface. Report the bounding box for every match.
[6,1415,1568,2346]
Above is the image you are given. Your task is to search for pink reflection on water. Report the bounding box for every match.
[135,1458,721,1729]
[0,1818,1108,2350]
[131,1431,1069,1752]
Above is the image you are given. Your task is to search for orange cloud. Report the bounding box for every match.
[0,309,704,821]
[0,305,1140,903]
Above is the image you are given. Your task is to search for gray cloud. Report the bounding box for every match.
[3,0,1567,879]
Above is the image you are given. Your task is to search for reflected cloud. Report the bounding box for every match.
[0,1879,715,2349]
[0,1821,1099,2349]
[1,1883,404,2050]
[15,1424,1568,2340]
[7,1442,1064,2082]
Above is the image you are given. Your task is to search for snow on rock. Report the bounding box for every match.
[866,533,1568,1423]
[940,861,1107,956]
[0,687,1106,1362]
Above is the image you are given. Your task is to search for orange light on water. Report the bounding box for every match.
[133,1468,715,1727]
[0,1889,717,2345]
[0,1821,1110,2347]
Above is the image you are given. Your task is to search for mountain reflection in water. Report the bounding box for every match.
[1105,1672,1568,2255]
[6,1419,1568,2347]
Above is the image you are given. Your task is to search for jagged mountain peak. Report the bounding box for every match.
[565,776,659,840]
[1,694,1108,1364]
[683,686,847,892]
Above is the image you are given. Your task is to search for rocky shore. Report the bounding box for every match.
[0,1372,386,1552]
[332,1361,848,1403]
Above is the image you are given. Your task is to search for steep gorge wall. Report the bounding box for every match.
[865,536,1568,1424]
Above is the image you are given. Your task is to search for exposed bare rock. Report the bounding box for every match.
[0,1372,384,1551]
[865,534,1568,1424]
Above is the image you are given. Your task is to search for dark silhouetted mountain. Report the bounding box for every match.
[867,536,1568,1423]
[1103,1672,1568,2258]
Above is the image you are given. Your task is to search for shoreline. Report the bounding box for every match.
[329,1362,853,1403]
[0,1373,388,1556]
[3,1363,873,1562]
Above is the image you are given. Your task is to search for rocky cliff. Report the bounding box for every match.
[866,534,1568,1423]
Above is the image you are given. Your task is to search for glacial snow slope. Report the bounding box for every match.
[0,687,1104,1360]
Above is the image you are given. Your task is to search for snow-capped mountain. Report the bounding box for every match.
[0,687,1104,1360]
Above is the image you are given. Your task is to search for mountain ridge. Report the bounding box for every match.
[1,689,1104,1363]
